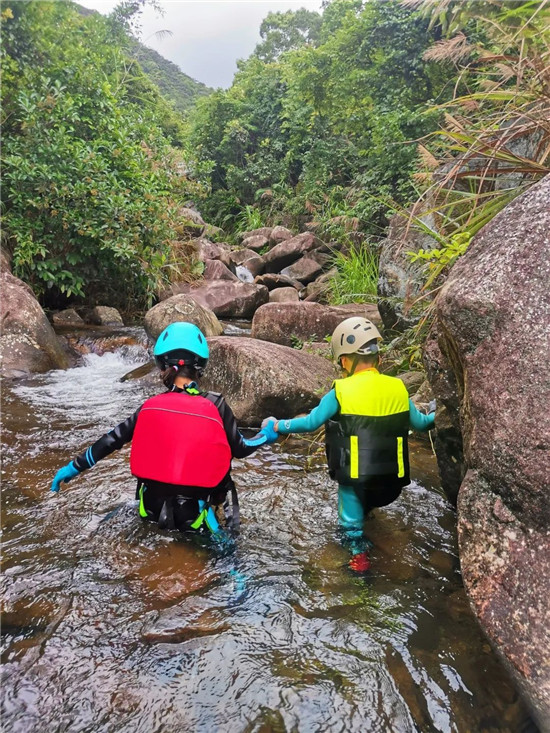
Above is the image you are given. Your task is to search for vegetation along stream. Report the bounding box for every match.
[1,331,534,732]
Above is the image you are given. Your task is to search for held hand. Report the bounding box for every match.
[259,418,279,444]
[428,399,436,415]
[50,462,79,493]
[261,415,277,429]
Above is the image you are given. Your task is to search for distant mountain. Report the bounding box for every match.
[77,4,211,113]
[128,41,211,113]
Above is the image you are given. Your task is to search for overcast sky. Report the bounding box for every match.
[83,0,323,89]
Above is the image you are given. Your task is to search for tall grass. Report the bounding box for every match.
[329,245,379,304]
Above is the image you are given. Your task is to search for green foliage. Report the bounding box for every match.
[401,0,550,326]
[1,1,196,310]
[254,8,322,62]
[329,244,379,304]
[127,41,211,115]
[187,0,454,236]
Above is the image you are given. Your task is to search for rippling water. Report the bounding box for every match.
[1,334,535,732]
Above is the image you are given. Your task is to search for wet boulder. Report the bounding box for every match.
[52,309,85,327]
[201,336,337,426]
[424,175,550,728]
[165,281,269,319]
[263,233,323,273]
[281,256,323,284]
[269,287,300,303]
[87,306,124,326]
[203,259,238,282]
[269,225,293,244]
[144,294,223,341]
[0,271,69,377]
[251,302,382,347]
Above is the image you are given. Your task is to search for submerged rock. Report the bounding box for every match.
[424,174,550,728]
[202,336,337,426]
[0,271,69,377]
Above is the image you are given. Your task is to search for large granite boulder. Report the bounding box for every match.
[251,302,382,347]
[424,175,550,728]
[0,271,69,377]
[269,226,293,244]
[87,306,124,326]
[263,232,323,273]
[203,259,238,282]
[239,227,273,243]
[164,281,269,319]
[377,211,439,332]
[281,256,323,284]
[241,234,269,252]
[52,309,85,327]
[201,336,337,426]
[144,294,223,341]
[269,287,299,303]
[229,248,265,277]
[195,239,234,271]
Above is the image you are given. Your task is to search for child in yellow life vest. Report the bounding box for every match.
[262,317,435,572]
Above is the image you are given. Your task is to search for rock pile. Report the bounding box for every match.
[161,226,339,320]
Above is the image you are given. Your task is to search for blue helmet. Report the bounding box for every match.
[153,322,209,373]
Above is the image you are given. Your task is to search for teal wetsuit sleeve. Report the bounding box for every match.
[277,390,339,434]
[409,399,435,431]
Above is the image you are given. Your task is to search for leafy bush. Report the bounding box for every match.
[1,1,195,311]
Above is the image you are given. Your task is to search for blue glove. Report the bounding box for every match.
[259,418,279,444]
[50,461,80,493]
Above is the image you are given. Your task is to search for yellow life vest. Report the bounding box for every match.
[325,369,410,485]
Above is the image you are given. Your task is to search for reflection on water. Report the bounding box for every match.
[1,337,536,732]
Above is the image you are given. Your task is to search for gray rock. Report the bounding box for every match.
[52,309,85,327]
[167,281,269,319]
[251,302,382,347]
[238,227,273,242]
[144,294,223,341]
[203,259,238,282]
[263,232,323,273]
[269,225,293,244]
[281,256,323,284]
[88,306,124,326]
[201,336,337,426]
[229,248,265,277]
[0,271,69,377]
[241,234,269,252]
[377,211,439,331]
[424,174,550,728]
[178,206,206,236]
[269,287,300,303]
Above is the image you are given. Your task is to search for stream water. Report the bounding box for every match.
[1,331,535,732]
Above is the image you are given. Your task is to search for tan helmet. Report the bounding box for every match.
[331,317,382,362]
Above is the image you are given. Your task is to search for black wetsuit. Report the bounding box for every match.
[73,386,257,525]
